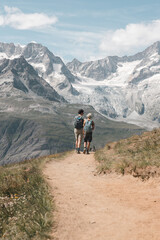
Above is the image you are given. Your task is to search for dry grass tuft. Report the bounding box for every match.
[95,128,160,180]
[0,152,67,239]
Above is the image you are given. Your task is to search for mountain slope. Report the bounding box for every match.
[23,43,79,98]
[0,56,65,102]
[2,41,160,129]
[67,56,120,80]
[0,102,144,165]
[67,41,160,129]
[95,128,160,179]
[0,42,146,164]
[0,42,79,100]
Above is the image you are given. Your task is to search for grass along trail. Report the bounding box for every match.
[43,151,160,240]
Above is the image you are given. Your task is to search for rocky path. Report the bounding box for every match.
[43,151,160,240]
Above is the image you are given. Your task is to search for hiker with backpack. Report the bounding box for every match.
[83,113,95,154]
[74,109,84,154]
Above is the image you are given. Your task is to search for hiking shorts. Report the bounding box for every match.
[74,128,83,141]
[84,132,92,143]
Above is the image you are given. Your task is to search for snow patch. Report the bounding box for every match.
[0,52,21,60]
[53,63,62,73]
[31,62,46,72]
[0,53,8,59]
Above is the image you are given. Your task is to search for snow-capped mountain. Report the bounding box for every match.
[67,56,120,80]
[0,42,79,101]
[0,42,145,164]
[0,56,65,103]
[1,41,160,129]
[67,41,160,129]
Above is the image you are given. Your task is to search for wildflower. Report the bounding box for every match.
[14,194,19,199]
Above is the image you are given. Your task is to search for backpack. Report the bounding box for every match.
[84,120,93,133]
[74,116,84,129]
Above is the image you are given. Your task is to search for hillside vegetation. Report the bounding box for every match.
[95,128,160,180]
[0,154,62,240]
[0,128,159,239]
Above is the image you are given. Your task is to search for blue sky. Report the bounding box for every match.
[1,0,160,62]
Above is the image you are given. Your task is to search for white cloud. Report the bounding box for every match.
[4,6,20,14]
[0,15,4,25]
[47,28,104,61]
[0,6,58,30]
[100,20,160,56]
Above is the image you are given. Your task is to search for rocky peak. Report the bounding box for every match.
[142,41,160,58]
[0,56,36,76]
[23,43,75,83]
[0,42,22,58]
[127,41,160,62]
[0,56,66,102]
[67,56,119,80]
[23,42,50,59]
[66,58,82,73]
[70,58,82,65]
[0,42,77,100]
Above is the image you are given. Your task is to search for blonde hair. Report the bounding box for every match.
[87,113,92,119]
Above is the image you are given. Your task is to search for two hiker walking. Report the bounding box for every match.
[74,109,95,154]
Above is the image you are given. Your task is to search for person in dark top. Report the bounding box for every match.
[74,109,84,154]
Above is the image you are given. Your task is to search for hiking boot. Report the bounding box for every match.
[77,148,80,154]
[83,148,86,154]
[87,149,90,154]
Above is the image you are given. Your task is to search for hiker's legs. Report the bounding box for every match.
[75,138,78,149]
[75,135,81,148]
[83,132,88,154]
[84,132,92,154]
[77,135,82,148]
[87,132,92,153]
[86,141,91,154]
[75,135,81,153]
[74,129,83,152]
[87,141,90,151]
[83,140,87,154]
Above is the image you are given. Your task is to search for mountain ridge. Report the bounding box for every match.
[0,41,151,164]
[67,41,160,129]
[1,41,160,129]
[0,56,66,102]
[0,42,79,100]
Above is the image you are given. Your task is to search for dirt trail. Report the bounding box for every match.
[43,152,160,240]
